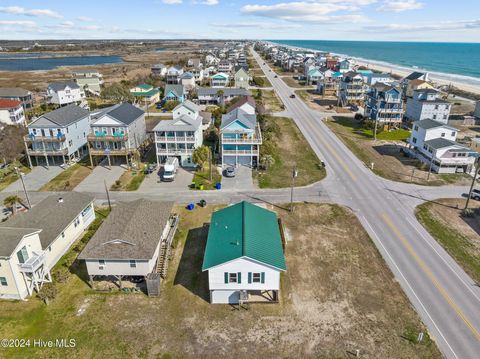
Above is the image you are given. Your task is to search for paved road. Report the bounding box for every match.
[252,50,480,359]
[2,166,64,192]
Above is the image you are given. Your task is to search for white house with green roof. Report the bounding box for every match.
[202,202,286,304]
[210,73,230,88]
[130,84,160,105]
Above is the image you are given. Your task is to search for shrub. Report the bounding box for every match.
[37,283,58,305]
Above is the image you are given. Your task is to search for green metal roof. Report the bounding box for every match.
[131,88,159,97]
[202,202,286,271]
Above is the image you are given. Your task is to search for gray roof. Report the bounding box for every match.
[404,71,426,81]
[0,193,94,250]
[153,114,202,132]
[48,81,80,91]
[221,108,257,130]
[78,199,174,260]
[424,138,466,150]
[0,228,42,258]
[180,72,194,80]
[30,104,90,127]
[198,87,250,97]
[92,102,144,126]
[164,84,185,97]
[174,100,199,114]
[415,119,456,131]
[0,87,31,97]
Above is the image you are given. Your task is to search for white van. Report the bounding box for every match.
[162,157,179,182]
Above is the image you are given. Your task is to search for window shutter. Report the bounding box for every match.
[261,272,265,284]
[224,272,228,284]
[248,272,252,284]
[237,272,241,284]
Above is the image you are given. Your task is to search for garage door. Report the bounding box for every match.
[211,290,240,304]
[238,156,251,166]
[223,156,236,166]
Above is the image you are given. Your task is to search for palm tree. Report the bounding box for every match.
[3,195,23,216]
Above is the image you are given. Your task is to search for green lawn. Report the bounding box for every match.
[192,164,221,190]
[39,163,92,191]
[416,202,480,283]
[331,117,411,141]
[255,116,326,188]
[0,162,31,192]
[111,168,145,191]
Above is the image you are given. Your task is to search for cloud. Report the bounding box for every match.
[0,20,37,28]
[363,19,480,32]
[211,21,302,30]
[0,6,62,18]
[161,0,183,4]
[241,1,373,23]
[377,0,423,12]
[200,0,219,4]
[77,16,93,22]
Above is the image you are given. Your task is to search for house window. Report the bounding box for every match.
[451,131,455,136]
[433,115,437,119]
[0,277,7,286]
[412,137,417,144]
[16,246,29,264]
[229,273,237,283]
[224,272,241,283]
[441,132,445,137]
[130,260,137,268]
[68,140,73,147]
[453,153,457,158]
[252,273,261,283]
[99,260,105,269]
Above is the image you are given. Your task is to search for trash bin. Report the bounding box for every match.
[215,182,222,190]
[186,203,195,210]
[199,199,207,208]
[191,181,196,189]
[199,184,204,190]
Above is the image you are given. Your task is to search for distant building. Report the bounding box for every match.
[166,65,184,84]
[405,89,451,124]
[202,201,286,304]
[407,119,477,173]
[474,101,480,119]
[24,104,90,167]
[339,71,365,106]
[218,60,232,73]
[130,84,160,105]
[72,70,103,94]
[211,73,230,88]
[179,72,196,91]
[197,87,250,105]
[151,63,167,77]
[365,73,394,86]
[365,83,404,128]
[87,102,146,167]
[0,99,26,126]
[0,193,95,300]
[0,87,34,110]
[47,81,85,106]
[405,79,435,98]
[163,84,185,103]
[234,67,249,89]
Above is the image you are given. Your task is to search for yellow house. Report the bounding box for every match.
[406,79,435,97]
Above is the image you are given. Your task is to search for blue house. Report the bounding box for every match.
[163,84,185,103]
[307,68,324,85]
[365,82,404,128]
[220,108,262,167]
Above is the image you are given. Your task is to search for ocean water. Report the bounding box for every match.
[0,55,123,71]
[270,40,480,83]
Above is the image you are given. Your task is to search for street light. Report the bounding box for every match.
[465,157,480,210]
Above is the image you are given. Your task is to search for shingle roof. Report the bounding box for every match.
[221,108,257,130]
[424,138,464,150]
[404,71,426,81]
[202,202,286,271]
[30,104,90,127]
[0,87,31,97]
[153,114,202,132]
[0,193,94,250]
[92,102,144,126]
[48,81,80,91]
[174,100,199,114]
[164,84,185,98]
[0,99,22,109]
[415,119,456,131]
[226,96,256,113]
[198,87,249,97]
[0,228,42,258]
[78,199,174,260]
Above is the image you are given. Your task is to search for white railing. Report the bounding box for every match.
[18,252,46,273]
[156,136,196,143]
[222,150,259,155]
[157,148,194,154]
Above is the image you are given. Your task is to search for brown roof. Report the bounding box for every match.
[227,96,256,113]
[78,199,174,260]
[0,99,22,109]
[409,79,429,86]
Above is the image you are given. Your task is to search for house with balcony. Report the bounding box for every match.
[316,68,338,96]
[166,65,184,84]
[130,84,160,105]
[79,200,177,290]
[47,81,85,106]
[0,87,34,110]
[405,89,451,124]
[179,72,196,92]
[407,119,477,174]
[198,87,249,105]
[24,104,90,167]
[218,59,232,73]
[153,100,203,167]
[163,84,185,103]
[151,63,167,77]
[211,73,230,88]
[72,70,103,95]
[202,201,286,304]
[220,107,262,167]
[365,73,394,86]
[0,193,94,300]
[234,67,249,89]
[0,99,26,126]
[364,83,404,129]
[306,67,324,85]
[338,59,353,73]
[87,102,146,167]
[339,71,366,106]
[405,79,435,98]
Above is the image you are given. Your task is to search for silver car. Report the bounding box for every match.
[224,166,235,177]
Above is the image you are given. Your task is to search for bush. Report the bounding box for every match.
[37,283,58,305]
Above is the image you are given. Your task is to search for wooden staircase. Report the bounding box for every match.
[156,214,180,278]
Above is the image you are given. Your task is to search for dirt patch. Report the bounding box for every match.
[296,89,351,113]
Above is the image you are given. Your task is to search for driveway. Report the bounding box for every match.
[75,165,125,192]
[221,165,255,191]
[2,166,64,192]
[139,166,194,193]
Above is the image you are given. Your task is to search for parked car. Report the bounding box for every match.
[470,189,480,201]
[224,166,235,178]
[274,75,278,78]
[162,157,179,181]
[290,94,296,98]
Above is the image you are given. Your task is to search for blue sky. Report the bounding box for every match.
[0,0,479,42]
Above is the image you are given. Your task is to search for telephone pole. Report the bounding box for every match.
[465,157,480,210]
[104,179,112,211]
[15,167,31,209]
[290,166,298,213]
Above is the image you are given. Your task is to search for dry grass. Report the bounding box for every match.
[325,117,472,186]
[281,76,307,88]
[110,168,145,191]
[39,163,92,191]
[252,89,284,113]
[0,203,440,358]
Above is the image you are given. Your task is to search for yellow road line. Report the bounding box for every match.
[382,213,480,341]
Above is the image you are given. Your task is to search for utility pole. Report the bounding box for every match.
[290,166,298,213]
[15,167,31,209]
[104,179,112,211]
[209,147,213,182]
[374,118,378,142]
[427,159,434,181]
[465,157,480,210]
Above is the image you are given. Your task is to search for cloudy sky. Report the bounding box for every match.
[0,0,479,42]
